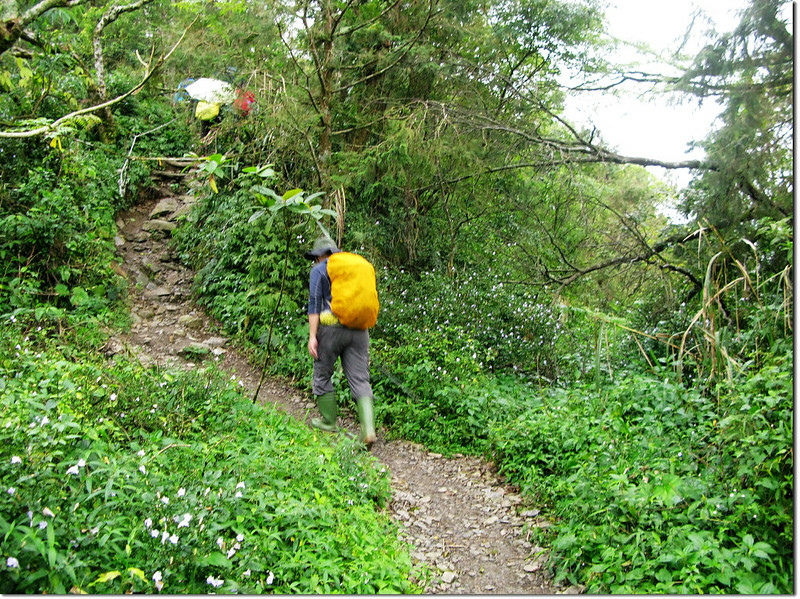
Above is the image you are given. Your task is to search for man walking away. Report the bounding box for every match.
[305,237,377,448]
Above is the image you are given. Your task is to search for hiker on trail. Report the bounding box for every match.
[306,237,378,447]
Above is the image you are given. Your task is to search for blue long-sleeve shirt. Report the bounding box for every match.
[308,259,332,315]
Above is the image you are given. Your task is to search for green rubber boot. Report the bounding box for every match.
[311,392,338,432]
[356,396,377,447]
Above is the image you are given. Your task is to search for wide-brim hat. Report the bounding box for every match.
[304,237,340,259]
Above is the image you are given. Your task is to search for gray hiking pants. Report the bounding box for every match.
[312,325,373,399]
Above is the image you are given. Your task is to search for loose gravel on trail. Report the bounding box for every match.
[110,168,579,595]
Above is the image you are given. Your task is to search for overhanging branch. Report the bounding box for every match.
[0,10,200,138]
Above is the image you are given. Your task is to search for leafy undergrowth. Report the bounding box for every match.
[0,320,424,594]
[166,175,792,594]
[488,360,793,594]
[374,356,792,593]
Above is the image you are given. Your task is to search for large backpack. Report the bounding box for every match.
[328,252,379,329]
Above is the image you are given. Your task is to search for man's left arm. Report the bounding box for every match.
[308,313,320,359]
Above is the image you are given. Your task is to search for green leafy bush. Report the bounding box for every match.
[489,356,792,594]
[369,266,564,453]
[0,323,423,594]
[173,183,310,341]
[376,267,562,379]
[0,155,125,319]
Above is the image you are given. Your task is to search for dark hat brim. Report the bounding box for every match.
[305,246,340,259]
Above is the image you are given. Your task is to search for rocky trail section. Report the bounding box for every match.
[110,166,575,595]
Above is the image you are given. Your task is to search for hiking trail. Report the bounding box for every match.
[109,166,580,595]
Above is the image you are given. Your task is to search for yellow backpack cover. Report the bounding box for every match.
[328,252,379,329]
[195,101,220,121]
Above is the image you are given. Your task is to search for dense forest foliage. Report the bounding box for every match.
[0,0,792,593]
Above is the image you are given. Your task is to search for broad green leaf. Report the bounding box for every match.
[553,533,576,550]
[248,209,266,224]
[286,203,309,214]
[47,524,56,568]
[655,568,672,583]
[70,286,89,307]
[305,191,325,203]
[282,188,303,200]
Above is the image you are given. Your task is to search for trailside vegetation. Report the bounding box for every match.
[0,323,421,593]
[0,0,792,593]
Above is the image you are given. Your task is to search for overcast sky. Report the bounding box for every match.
[561,0,789,187]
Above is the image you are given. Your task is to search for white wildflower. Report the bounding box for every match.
[207,576,224,588]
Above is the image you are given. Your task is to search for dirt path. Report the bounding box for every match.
[111,169,576,595]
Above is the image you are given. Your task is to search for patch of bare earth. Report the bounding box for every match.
[109,167,581,595]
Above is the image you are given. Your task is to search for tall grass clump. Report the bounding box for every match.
[0,320,423,594]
